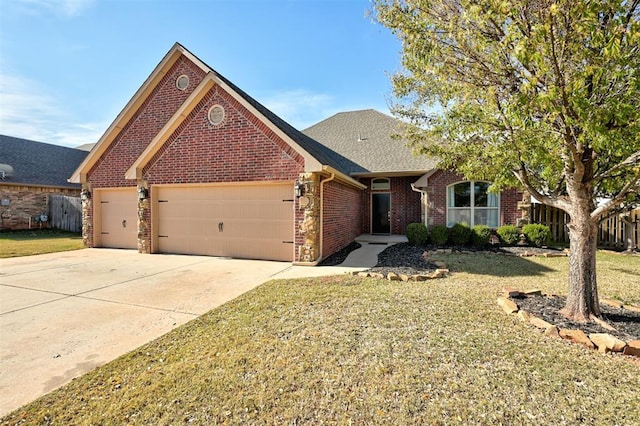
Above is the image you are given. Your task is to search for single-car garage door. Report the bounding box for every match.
[155,183,294,261]
[95,188,138,249]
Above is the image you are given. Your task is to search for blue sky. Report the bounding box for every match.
[0,0,403,148]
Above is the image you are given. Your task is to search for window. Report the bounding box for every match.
[176,75,189,91]
[447,181,499,227]
[207,105,225,126]
[371,178,390,191]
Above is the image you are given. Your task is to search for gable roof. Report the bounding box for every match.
[0,135,87,188]
[302,109,437,176]
[70,42,362,188]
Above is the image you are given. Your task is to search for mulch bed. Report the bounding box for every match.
[367,243,439,276]
[513,294,640,341]
[318,241,361,266]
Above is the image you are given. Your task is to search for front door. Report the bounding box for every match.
[372,193,390,234]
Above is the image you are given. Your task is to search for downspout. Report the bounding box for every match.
[293,170,335,267]
[411,183,429,226]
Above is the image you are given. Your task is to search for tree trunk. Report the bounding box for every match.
[561,202,601,321]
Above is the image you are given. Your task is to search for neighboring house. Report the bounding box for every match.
[0,135,88,230]
[69,43,526,263]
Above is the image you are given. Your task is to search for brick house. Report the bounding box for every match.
[0,135,88,230]
[69,43,525,263]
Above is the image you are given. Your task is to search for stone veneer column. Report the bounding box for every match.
[517,189,531,226]
[81,187,92,247]
[137,181,151,254]
[297,172,320,262]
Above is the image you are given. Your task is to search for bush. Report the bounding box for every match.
[449,222,471,245]
[471,225,492,246]
[429,225,449,245]
[496,225,520,245]
[522,224,552,247]
[406,223,428,246]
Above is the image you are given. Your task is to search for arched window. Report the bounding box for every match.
[371,178,390,191]
[447,181,499,227]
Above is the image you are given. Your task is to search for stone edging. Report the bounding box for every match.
[497,289,640,358]
[352,268,450,281]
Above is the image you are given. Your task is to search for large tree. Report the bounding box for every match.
[375,0,640,321]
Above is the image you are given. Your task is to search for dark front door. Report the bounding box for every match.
[372,193,391,234]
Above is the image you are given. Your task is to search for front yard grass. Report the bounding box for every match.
[2,252,639,425]
[0,229,83,258]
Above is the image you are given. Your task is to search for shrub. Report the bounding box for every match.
[471,225,492,246]
[429,225,449,245]
[449,222,471,245]
[406,223,428,246]
[496,225,520,245]
[522,224,552,247]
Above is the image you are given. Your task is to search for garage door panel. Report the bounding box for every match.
[156,183,293,261]
[225,239,293,262]
[98,189,138,249]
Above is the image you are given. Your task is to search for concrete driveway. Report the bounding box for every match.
[0,249,361,416]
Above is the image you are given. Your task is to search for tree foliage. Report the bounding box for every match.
[375,0,640,215]
[375,0,640,320]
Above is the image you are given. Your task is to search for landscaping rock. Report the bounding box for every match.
[622,340,640,357]
[369,272,385,279]
[503,287,522,298]
[529,316,554,330]
[624,305,640,313]
[559,329,595,349]
[387,272,400,281]
[517,310,531,323]
[497,297,518,314]
[399,274,410,282]
[589,333,627,353]
[524,289,542,296]
[601,298,624,309]
[544,326,560,337]
[357,272,370,277]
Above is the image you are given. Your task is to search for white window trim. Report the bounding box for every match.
[446,180,500,227]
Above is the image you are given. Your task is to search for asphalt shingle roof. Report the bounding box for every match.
[0,135,88,188]
[302,109,437,175]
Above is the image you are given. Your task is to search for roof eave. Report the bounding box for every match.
[350,169,436,178]
[321,165,367,190]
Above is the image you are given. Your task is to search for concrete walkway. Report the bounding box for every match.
[339,234,408,268]
[0,239,400,416]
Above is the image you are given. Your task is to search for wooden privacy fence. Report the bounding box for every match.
[530,203,640,248]
[48,195,82,233]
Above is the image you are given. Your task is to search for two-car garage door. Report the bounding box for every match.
[155,183,294,261]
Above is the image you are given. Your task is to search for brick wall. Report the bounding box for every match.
[0,185,80,230]
[88,56,206,189]
[322,179,363,258]
[359,176,422,235]
[426,170,522,226]
[144,85,304,184]
[390,176,422,234]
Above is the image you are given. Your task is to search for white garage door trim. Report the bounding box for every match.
[152,181,295,262]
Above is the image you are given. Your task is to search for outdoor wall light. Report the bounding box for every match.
[294,181,306,198]
[137,187,149,200]
[81,189,91,201]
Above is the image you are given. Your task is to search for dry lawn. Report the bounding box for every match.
[0,230,83,258]
[2,251,639,425]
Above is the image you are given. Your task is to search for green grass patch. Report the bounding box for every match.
[0,229,84,258]
[2,252,639,424]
